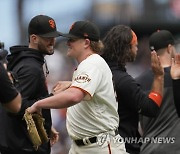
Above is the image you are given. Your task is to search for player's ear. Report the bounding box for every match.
[167,44,172,54]
[30,34,38,44]
[84,39,90,48]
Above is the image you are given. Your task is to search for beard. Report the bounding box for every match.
[37,43,54,55]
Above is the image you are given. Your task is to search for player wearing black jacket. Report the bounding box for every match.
[0,46,52,154]
[0,62,21,113]
[102,25,164,154]
[0,15,60,154]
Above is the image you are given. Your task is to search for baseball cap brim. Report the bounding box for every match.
[39,31,63,38]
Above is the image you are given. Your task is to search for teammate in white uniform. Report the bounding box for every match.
[28,21,127,154]
[67,53,118,139]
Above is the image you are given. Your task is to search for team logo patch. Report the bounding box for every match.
[74,74,91,83]
[49,19,55,29]
[70,23,75,30]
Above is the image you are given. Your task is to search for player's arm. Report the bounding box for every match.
[119,74,161,117]
[0,62,21,113]
[27,87,86,113]
[138,51,164,116]
[148,51,164,107]
[2,93,21,113]
[171,53,180,116]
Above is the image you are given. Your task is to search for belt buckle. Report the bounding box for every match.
[83,137,91,145]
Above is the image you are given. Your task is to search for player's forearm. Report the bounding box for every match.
[147,75,164,108]
[35,94,74,109]
[151,75,164,96]
[34,88,84,110]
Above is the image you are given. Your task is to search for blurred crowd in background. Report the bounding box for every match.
[1,0,180,153]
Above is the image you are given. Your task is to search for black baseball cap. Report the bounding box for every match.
[61,21,100,42]
[149,30,175,51]
[28,15,62,37]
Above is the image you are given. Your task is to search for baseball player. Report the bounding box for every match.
[136,30,180,153]
[28,21,127,154]
[102,25,164,154]
[0,62,21,113]
[0,15,60,154]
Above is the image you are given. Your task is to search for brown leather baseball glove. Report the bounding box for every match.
[23,110,49,150]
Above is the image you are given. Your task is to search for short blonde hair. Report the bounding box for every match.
[90,40,104,54]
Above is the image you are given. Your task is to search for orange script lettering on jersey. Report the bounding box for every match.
[74,74,91,83]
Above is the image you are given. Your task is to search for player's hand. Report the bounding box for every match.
[27,103,41,114]
[50,127,59,147]
[151,50,164,77]
[52,81,71,95]
[171,53,180,80]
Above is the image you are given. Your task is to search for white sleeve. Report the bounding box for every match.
[71,62,102,100]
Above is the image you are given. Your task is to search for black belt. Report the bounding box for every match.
[75,136,97,146]
[74,130,119,146]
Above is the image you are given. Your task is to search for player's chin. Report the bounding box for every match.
[67,51,71,57]
[49,50,54,55]
[47,47,54,55]
[66,49,73,57]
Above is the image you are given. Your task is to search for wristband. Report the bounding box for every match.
[148,92,162,107]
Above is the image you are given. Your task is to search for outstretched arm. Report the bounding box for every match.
[149,51,164,107]
[27,87,86,113]
[171,53,180,116]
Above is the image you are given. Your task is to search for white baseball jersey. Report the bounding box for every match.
[66,54,119,140]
